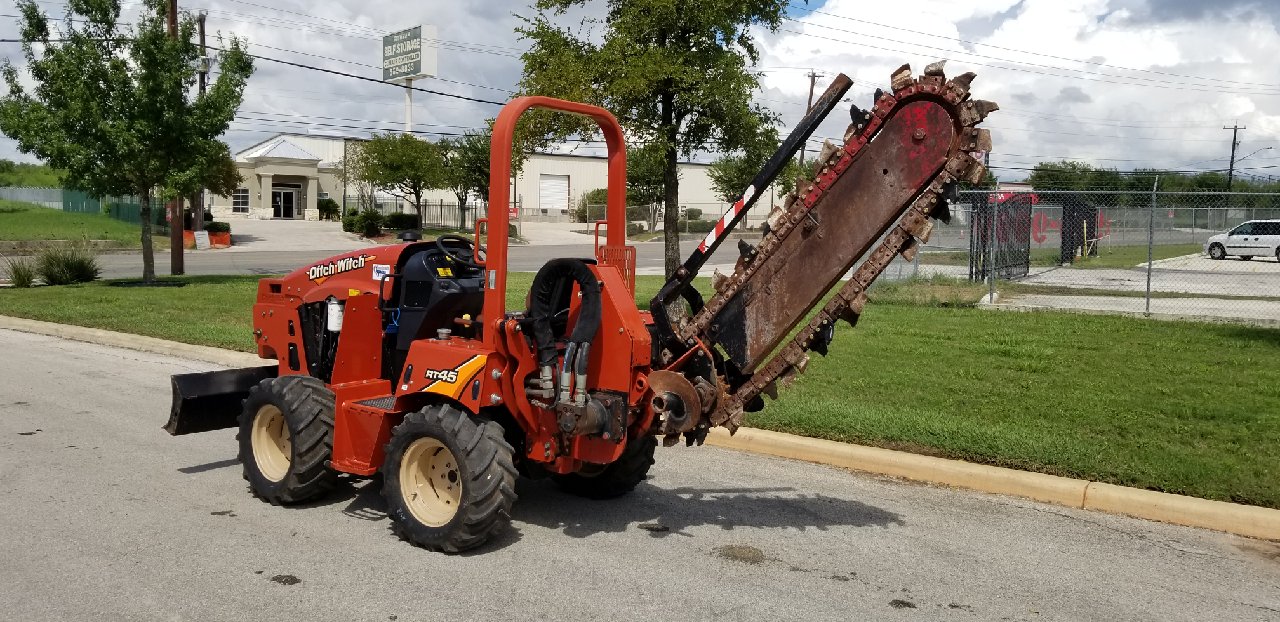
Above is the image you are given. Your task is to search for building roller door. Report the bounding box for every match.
[538,174,569,215]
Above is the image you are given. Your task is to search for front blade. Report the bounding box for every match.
[165,366,277,435]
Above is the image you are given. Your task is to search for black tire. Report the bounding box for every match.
[553,434,657,499]
[1208,243,1226,260]
[381,404,517,553]
[1241,256,1253,261]
[237,375,339,505]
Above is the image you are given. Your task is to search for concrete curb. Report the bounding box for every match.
[706,427,1280,540]
[3,314,1277,540]
[0,315,263,368]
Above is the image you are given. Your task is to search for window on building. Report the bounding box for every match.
[232,188,249,213]
[318,191,330,200]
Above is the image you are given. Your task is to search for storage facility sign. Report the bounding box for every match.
[382,25,437,81]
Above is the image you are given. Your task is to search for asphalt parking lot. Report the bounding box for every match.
[1,329,1278,621]
[1149,253,1280,272]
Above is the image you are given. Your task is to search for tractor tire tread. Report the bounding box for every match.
[237,375,339,506]
[382,404,517,554]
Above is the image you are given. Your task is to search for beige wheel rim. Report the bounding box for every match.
[400,437,462,527]
[251,404,291,482]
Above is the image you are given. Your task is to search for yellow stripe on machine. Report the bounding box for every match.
[420,355,487,399]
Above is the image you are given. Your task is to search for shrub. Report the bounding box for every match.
[685,219,717,234]
[355,210,384,238]
[204,221,231,234]
[35,246,100,285]
[626,222,646,237]
[685,208,703,221]
[5,256,37,288]
[342,210,359,233]
[317,197,341,221]
[384,212,420,230]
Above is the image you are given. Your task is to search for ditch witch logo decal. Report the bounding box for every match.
[307,254,376,284]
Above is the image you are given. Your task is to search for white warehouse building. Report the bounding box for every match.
[210,133,776,227]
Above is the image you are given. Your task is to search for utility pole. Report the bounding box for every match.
[1224,123,1244,191]
[405,79,413,134]
[167,0,183,275]
[193,10,207,233]
[797,70,821,167]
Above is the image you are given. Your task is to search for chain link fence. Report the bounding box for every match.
[342,196,499,230]
[906,189,1280,324]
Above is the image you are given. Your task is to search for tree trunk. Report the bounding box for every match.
[140,189,155,283]
[414,190,423,229]
[455,194,468,233]
[661,92,681,278]
[191,192,204,231]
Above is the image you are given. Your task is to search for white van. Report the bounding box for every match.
[1205,219,1280,261]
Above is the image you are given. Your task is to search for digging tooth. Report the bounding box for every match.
[932,201,953,225]
[969,128,993,152]
[960,153,988,185]
[712,268,730,292]
[874,87,885,103]
[915,219,935,245]
[942,72,975,103]
[959,99,1000,125]
[811,322,835,357]
[923,60,947,77]
[848,103,865,125]
[761,381,778,400]
[890,63,914,91]
[899,238,919,262]
[813,141,838,175]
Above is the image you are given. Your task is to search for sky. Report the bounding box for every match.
[1,0,1279,182]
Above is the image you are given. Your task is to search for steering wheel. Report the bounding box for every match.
[435,234,484,269]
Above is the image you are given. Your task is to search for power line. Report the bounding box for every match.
[786,2,1280,90]
[240,110,482,131]
[210,48,506,106]
[243,42,516,93]
[777,26,1280,97]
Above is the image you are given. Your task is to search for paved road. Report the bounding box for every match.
[2,329,1277,621]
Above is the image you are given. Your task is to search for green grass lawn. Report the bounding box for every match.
[921,243,1204,270]
[0,199,149,247]
[1,272,1276,507]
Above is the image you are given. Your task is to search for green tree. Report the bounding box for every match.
[441,130,493,229]
[0,159,63,187]
[516,0,788,276]
[706,130,791,204]
[356,133,446,227]
[167,145,242,229]
[441,126,531,229]
[0,0,252,281]
[708,153,759,204]
[626,141,667,231]
[1026,160,1095,191]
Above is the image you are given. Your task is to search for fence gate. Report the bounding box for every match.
[969,192,1032,281]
